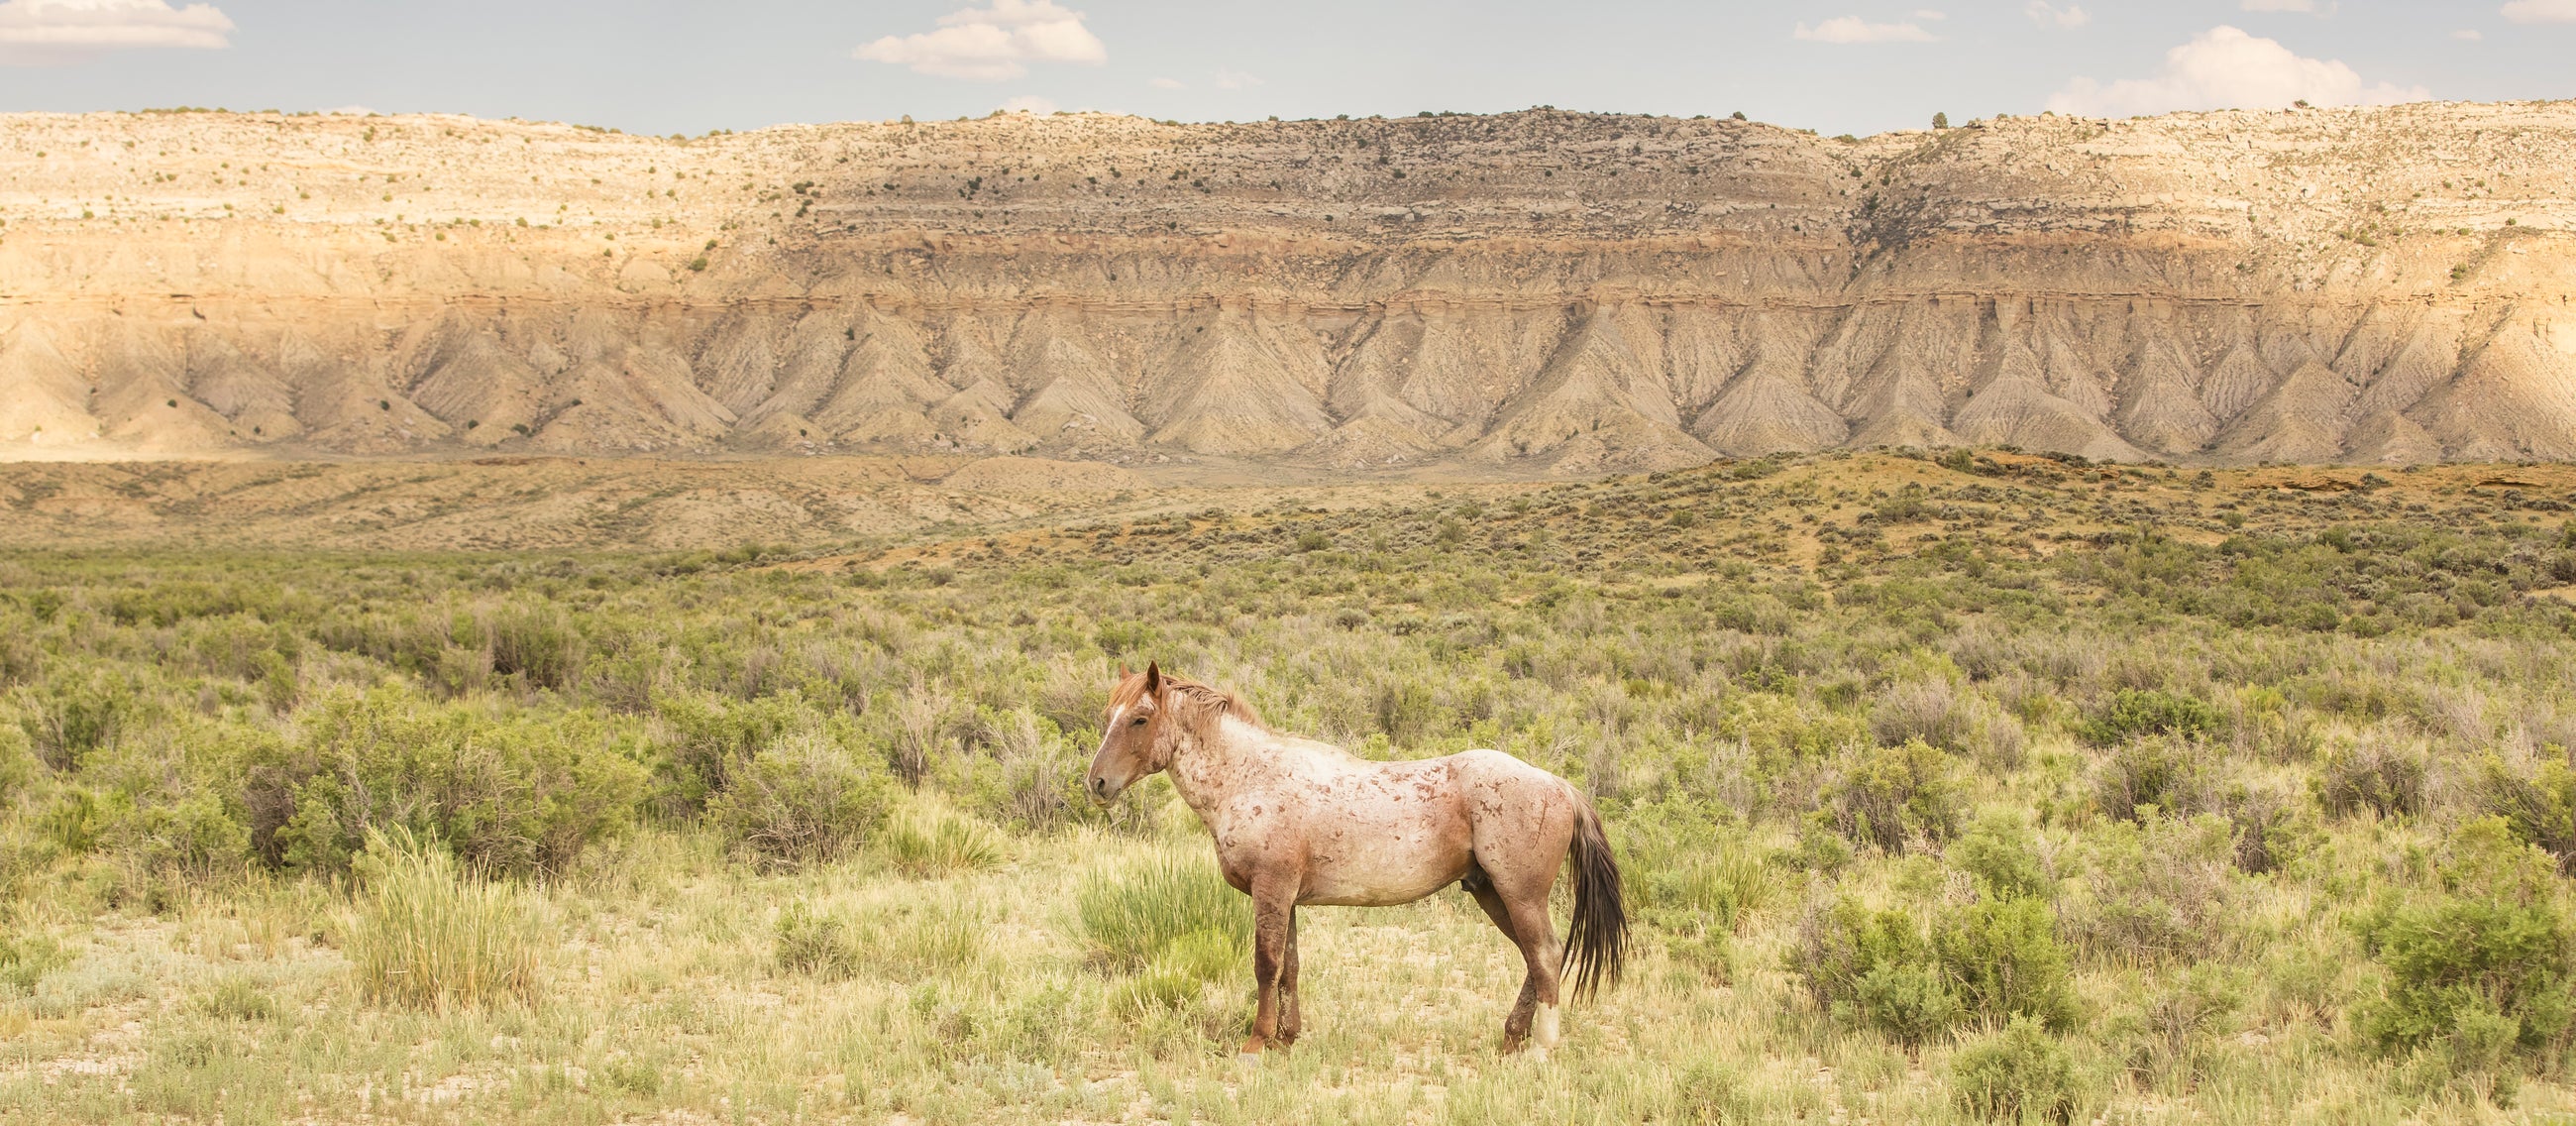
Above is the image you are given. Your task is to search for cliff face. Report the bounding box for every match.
[2,103,2572,470]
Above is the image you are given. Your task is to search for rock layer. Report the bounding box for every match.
[2,103,2573,469]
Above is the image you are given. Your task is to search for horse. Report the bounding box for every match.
[1085,663,1627,1063]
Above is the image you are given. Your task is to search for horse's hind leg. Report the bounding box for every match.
[1462,867,1541,1053]
[1500,890,1565,1060]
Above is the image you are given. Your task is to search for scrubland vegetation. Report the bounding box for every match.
[3,451,2576,1123]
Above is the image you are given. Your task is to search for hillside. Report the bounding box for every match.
[1,102,2573,471]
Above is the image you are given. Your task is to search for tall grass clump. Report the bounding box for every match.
[344,830,541,1009]
[880,804,1005,877]
[1075,853,1250,971]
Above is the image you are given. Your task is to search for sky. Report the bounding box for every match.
[0,0,2570,137]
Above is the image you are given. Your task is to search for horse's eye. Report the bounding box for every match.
[1131,716,1147,726]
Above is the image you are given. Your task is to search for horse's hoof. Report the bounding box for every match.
[1237,1052,1262,1068]
[1527,1045,1551,1065]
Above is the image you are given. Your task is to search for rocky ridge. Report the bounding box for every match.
[1,102,2573,471]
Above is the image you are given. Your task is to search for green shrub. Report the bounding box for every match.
[2464,755,2576,871]
[649,691,812,815]
[344,830,541,1009]
[2092,736,2207,822]
[1950,811,2051,900]
[701,731,891,869]
[2360,819,2575,1086]
[481,601,585,690]
[1935,896,2081,1032]
[2082,689,2222,747]
[1789,898,1955,1042]
[20,673,139,770]
[249,687,645,876]
[1823,738,1964,853]
[1076,854,1250,971]
[2218,782,2314,875]
[0,928,67,992]
[2313,745,2426,821]
[1951,1017,2083,1123]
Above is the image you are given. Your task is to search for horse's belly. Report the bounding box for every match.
[1298,830,1467,907]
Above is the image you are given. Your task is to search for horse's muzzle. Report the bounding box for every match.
[1087,772,1115,803]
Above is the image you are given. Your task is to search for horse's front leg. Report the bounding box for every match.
[1241,875,1297,1063]
[1277,907,1302,1046]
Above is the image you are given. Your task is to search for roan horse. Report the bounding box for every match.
[1086,663,1626,1063]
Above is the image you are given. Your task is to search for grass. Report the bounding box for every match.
[883,803,1009,877]
[0,451,2573,1122]
[342,830,542,1010]
[1077,852,1253,971]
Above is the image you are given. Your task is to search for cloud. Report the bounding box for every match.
[1148,76,1182,89]
[2026,1,2090,27]
[1793,16,1937,43]
[855,0,1105,81]
[2047,25,2426,116]
[2502,0,2576,23]
[1213,68,1260,90]
[1914,9,1946,19]
[998,94,1056,114]
[2454,27,2484,39]
[0,0,233,64]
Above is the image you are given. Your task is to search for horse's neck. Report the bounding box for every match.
[1165,716,1278,816]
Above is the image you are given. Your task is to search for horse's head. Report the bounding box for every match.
[1086,662,1168,803]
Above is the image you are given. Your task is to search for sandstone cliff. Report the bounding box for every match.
[2,103,2572,471]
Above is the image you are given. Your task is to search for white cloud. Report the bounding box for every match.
[2454,28,2484,39]
[855,0,1105,81]
[1793,16,1937,43]
[2502,0,2576,23]
[0,0,232,64]
[1214,68,1260,90]
[2047,25,2426,117]
[1148,76,1182,89]
[998,94,1056,114]
[1914,9,1946,19]
[2026,1,2090,28]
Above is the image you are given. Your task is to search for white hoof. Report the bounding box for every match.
[1237,1052,1262,1068]
[1535,1003,1561,1050]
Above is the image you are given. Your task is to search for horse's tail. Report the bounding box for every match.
[1561,793,1628,1002]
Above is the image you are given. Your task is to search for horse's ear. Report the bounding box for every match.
[1118,663,1129,679]
[1143,661,1161,697]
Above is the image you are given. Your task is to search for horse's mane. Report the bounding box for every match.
[1114,669,1263,745]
